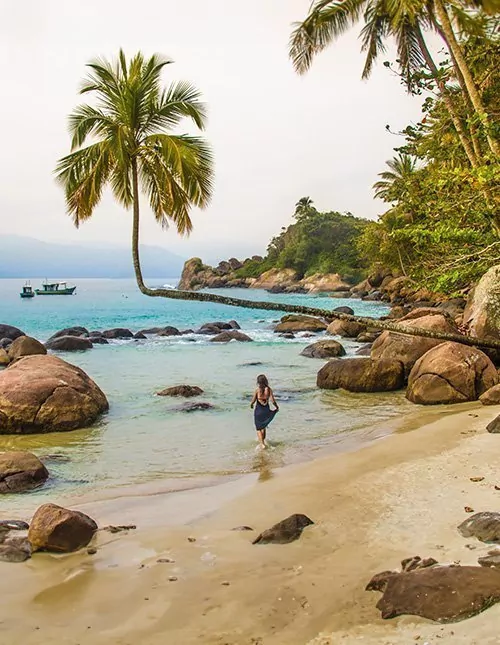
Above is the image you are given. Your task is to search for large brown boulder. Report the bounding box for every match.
[0,354,108,434]
[299,273,351,293]
[464,265,500,340]
[8,336,47,361]
[157,385,204,397]
[479,384,500,405]
[45,335,93,351]
[300,339,346,359]
[101,328,134,339]
[317,358,405,392]
[274,315,327,334]
[0,325,25,341]
[209,330,253,343]
[251,268,298,291]
[406,342,498,405]
[326,319,366,338]
[371,314,459,377]
[28,503,97,552]
[372,565,500,622]
[0,451,49,493]
[46,327,89,342]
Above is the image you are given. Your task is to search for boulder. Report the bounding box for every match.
[274,315,327,334]
[251,268,298,291]
[486,415,500,433]
[28,503,97,553]
[458,512,500,543]
[406,342,498,405]
[463,265,500,340]
[356,331,381,343]
[478,552,500,569]
[0,354,108,434]
[228,320,241,329]
[8,336,47,361]
[299,273,351,293]
[171,402,215,412]
[368,267,391,288]
[45,335,93,351]
[177,257,207,290]
[0,451,49,493]
[157,326,182,337]
[0,338,12,350]
[0,325,25,341]
[0,348,10,366]
[317,358,405,392]
[252,514,314,545]
[0,544,31,563]
[209,330,253,343]
[157,385,204,397]
[326,319,366,338]
[333,306,354,315]
[0,520,29,531]
[197,321,233,334]
[101,328,134,339]
[279,332,295,339]
[300,340,346,359]
[372,565,500,622]
[371,314,459,377]
[89,336,109,345]
[228,257,243,271]
[46,327,89,342]
[134,331,147,340]
[356,345,372,356]
[480,385,500,406]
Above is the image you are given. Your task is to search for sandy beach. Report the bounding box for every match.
[2,404,500,645]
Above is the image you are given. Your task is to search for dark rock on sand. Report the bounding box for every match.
[480,385,500,406]
[0,543,31,563]
[252,514,314,545]
[486,415,500,433]
[45,335,93,351]
[0,325,26,341]
[8,336,47,361]
[317,358,405,392]
[0,451,49,493]
[171,402,215,412]
[458,512,500,542]
[157,385,204,397]
[300,340,346,359]
[372,565,500,622]
[46,327,89,342]
[28,503,98,552]
[0,520,30,531]
[231,526,254,531]
[478,551,500,569]
[101,328,134,339]
[209,331,253,343]
[366,570,399,592]
[0,354,108,434]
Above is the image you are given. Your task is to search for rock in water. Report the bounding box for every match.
[46,327,89,342]
[0,354,108,434]
[28,503,98,552]
[458,512,500,542]
[326,320,366,338]
[101,328,134,339]
[317,358,404,392]
[252,514,314,545]
[171,402,215,412]
[372,565,500,622]
[45,335,93,351]
[300,340,346,359]
[209,331,253,343]
[0,520,30,531]
[157,385,204,397]
[274,315,327,334]
[0,325,25,341]
[406,342,498,405]
[7,336,47,361]
[486,415,500,433]
[0,451,49,493]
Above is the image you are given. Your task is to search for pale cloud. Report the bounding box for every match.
[0,0,424,263]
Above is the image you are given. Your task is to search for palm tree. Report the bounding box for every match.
[55,50,214,293]
[294,196,315,217]
[373,154,417,201]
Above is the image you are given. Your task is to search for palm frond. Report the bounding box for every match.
[68,104,114,151]
[361,1,390,79]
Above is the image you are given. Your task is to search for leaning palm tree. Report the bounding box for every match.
[55,50,214,292]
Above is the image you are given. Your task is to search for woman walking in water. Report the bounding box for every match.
[250,374,279,449]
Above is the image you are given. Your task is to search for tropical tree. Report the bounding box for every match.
[55,50,214,292]
[294,196,315,218]
[373,154,418,201]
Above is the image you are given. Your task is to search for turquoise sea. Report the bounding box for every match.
[0,278,410,510]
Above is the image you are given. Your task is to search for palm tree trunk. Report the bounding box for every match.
[433,0,500,157]
[415,26,478,168]
[131,159,147,293]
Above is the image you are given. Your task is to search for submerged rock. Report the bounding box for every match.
[300,339,346,359]
[252,514,314,545]
[458,512,500,543]
[0,451,49,493]
[210,330,253,343]
[45,335,93,351]
[0,354,108,434]
[317,358,405,392]
[157,385,204,397]
[89,336,109,345]
[8,336,47,361]
[171,402,215,412]
[28,503,98,552]
[0,543,31,563]
[101,328,134,339]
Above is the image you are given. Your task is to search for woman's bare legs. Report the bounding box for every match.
[256,429,267,449]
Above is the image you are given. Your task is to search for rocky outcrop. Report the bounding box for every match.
[0,325,25,341]
[317,358,405,392]
[8,336,47,361]
[252,514,314,545]
[463,265,500,340]
[45,335,93,351]
[0,354,108,434]
[209,330,253,342]
[371,313,459,377]
[177,257,252,290]
[326,319,366,338]
[252,268,298,291]
[0,451,49,493]
[274,315,327,333]
[300,339,346,359]
[157,385,204,397]
[406,342,498,405]
[28,503,97,552]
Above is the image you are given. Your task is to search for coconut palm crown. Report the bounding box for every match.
[55,50,214,289]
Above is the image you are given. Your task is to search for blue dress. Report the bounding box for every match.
[254,399,278,431]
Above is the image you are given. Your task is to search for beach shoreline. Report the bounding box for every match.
[2,403,500,644]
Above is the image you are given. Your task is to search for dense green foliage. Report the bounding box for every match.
[236,200,370,283]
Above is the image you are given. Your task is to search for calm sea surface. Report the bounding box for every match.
[0,278,411,510]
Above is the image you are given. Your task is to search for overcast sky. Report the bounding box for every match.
[0,1,424,263]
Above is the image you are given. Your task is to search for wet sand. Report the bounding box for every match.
[2,404,500,644]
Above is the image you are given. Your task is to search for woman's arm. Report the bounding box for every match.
[270,388,279,410]
[250,390,257,409]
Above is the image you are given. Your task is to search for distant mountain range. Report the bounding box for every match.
[0,236,185,278]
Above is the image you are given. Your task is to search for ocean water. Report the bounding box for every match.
[0,278,411,509]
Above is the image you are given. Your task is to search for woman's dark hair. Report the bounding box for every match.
[257,374,269,393]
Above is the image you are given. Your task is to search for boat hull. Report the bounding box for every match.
[35,287,76,295]
[20,293,35,298]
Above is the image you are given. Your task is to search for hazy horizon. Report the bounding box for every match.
[1,1,426,262]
